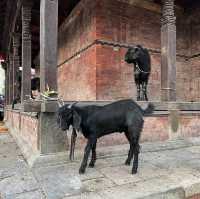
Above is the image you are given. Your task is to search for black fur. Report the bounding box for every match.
[125,45,151,101]
[57,99,154,174]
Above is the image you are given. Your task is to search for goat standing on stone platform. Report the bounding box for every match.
[125,45,151,101]
[57,99,154,174]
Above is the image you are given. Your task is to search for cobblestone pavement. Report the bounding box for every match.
[1,133,200,199]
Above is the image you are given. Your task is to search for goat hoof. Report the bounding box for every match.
[132,169,137,174]
[125,160,131,166]
[79,167,86,174]
[88,163,95,168]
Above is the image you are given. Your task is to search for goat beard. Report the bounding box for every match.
[69,128,77,161]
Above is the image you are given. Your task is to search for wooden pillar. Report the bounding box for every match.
[13,33,21,100]
[21,1,32,101]
[5,64,9,105]
[8,54,13,104]
[39,0,66,155]
[161,0,176,101]
[40,0,58,93]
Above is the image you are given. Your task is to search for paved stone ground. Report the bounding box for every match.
[1,133,200,199]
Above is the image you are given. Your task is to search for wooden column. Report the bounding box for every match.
[161,0,176,101]
[39,0,66,155]
[13,33,21,100]
[21,1,32,101]
[8,54,13,104]
[40,0,58,93]
[5,64,9,105]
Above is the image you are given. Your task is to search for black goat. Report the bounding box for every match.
[57,104,102,162]
[57,99,154,174]
[125,45,151,101]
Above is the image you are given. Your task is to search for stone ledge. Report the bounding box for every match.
[15,100,200,113]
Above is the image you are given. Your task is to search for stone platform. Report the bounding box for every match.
[5,101,200,168]
[1,133,200,199]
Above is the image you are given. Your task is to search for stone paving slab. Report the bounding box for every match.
[5,190,46,199]
[1,134,200,199]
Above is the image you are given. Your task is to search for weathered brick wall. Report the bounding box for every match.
[187,194,200,199]
[58,0,97,100]
[5,110,39,152]
[58,0,200,101]
[58,0,96,65]
[58,46,97,101]
[68,112,200,150]
[4,109,200,154]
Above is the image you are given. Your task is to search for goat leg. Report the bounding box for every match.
[89,140,97,168]
[144,83,148,101]
[79,138,96,174]
[124,132,133,165]
[125,144,134,166]
[136,83,140,101]
[142,82,148,101]
[69,128,77,161]
[132,143,140,174]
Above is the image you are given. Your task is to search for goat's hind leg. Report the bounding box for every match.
[127,126,141,174]
[89,140,97,168]
[132,138,140,174]
[124,132,134,166]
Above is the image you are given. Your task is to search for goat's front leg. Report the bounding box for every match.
[79,138,96,174]
[136,83,141,101]
[69,128,77,161]
[89,140,97,168]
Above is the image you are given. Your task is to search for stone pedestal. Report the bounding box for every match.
[39,112,67,154]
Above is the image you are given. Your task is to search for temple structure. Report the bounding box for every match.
[0,0,199,166]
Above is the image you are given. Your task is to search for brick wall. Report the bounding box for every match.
[58,0,96,65]
[65,112,200,150]
[58,45,97,100]
[57,0,200,102]
[5,110,39,152]
[187,194,200,199]
[4,109,200,155]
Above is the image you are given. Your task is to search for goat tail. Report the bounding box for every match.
[143,103,154,115]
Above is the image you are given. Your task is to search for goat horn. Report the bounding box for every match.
[40,93,65,107]
[57,98,65,107]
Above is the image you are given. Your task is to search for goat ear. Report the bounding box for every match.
[73,110,81,131]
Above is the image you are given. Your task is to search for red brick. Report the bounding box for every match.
[57,0,200,102]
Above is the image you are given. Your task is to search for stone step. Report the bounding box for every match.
[0,122,8,133]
